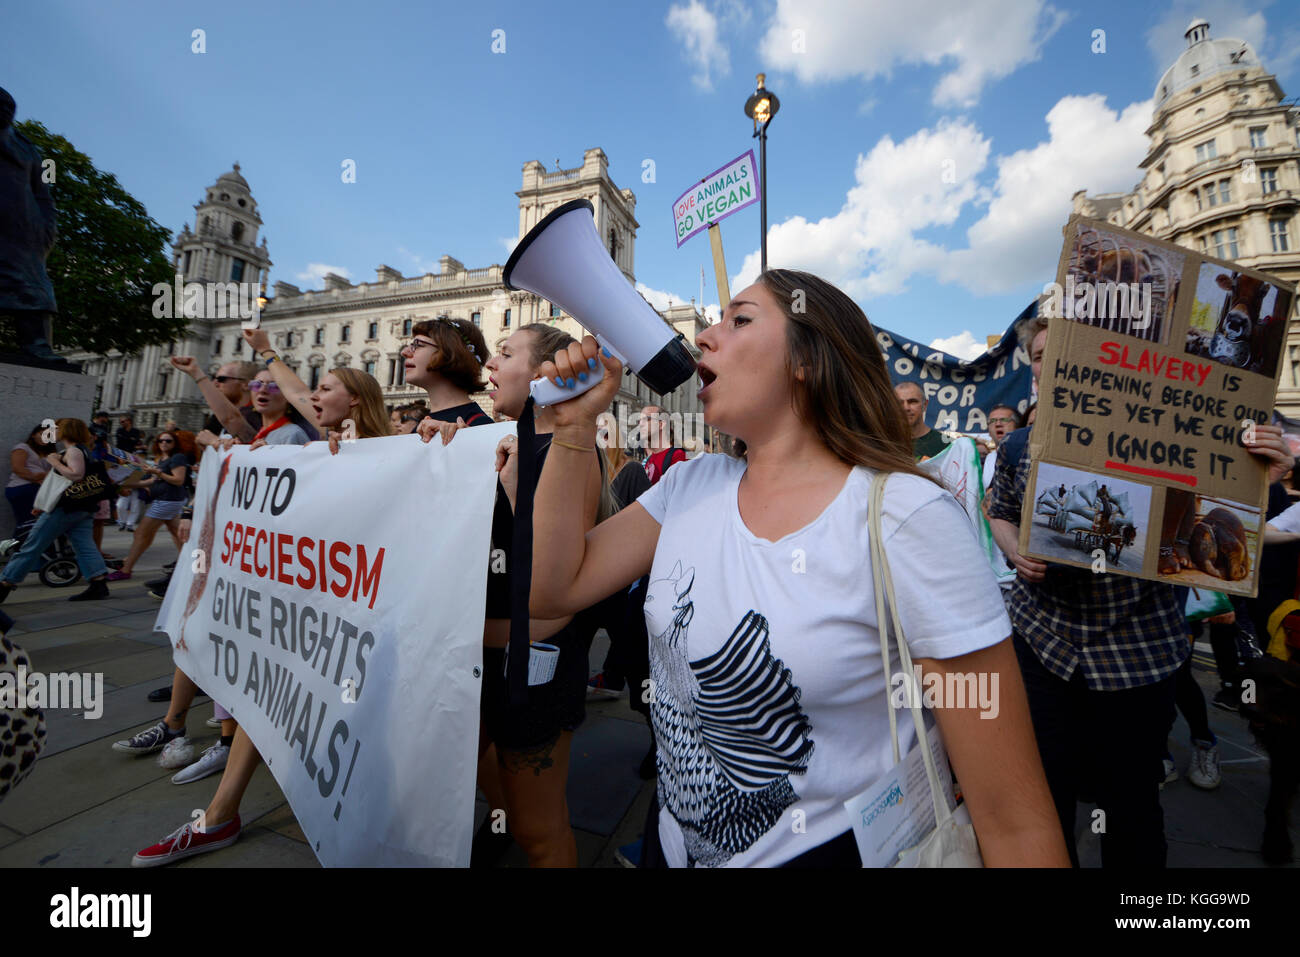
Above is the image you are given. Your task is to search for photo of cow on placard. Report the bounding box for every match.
[1054,224,1183,345]
[1185,265,1292,378]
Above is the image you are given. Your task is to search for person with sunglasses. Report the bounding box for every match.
[106,431,196,582]
[240,328,389,448]
[392,403,428,435]
[168,357,262,448]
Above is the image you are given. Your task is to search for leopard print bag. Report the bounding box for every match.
[0,630,46,802]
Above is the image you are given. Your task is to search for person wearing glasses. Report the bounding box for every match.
[402,318,492,426]
[392,403,429,435]
[240,329,389,447]
[106,431,196,582]
[168,357,262,448]
[982,405,1023,492]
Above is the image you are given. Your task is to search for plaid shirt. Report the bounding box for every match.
[987,427,1187,691]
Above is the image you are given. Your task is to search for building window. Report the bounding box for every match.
[1250,127,1267,149]
[471,312,481,327]
[233,336,243,354]
[1218,179,1231,204]
[341,325,351,343]
[285,331,294,348]
[367,321,378,340]
[398,360,406,385]
[114,381,123,407]
[183,250,192,273]
[503,308,511,328]
[214,338,222,356]
[157,371,169,399]
[232,222,244,242]
[1261,168,1278,194]
[1193,189,1203,212]
[1205,184,1218,207]
[1271,219,1291,253]
[231,259,245,282]
[309,365,321,389]
[1211,227,1240,259]
[315,327,324,346]
[402,318,412,336]
[1194,139,1217,164]
[364,359,377,377]
[387,358,397,386]
[549,302,560,319]
[1189,64,1199,76]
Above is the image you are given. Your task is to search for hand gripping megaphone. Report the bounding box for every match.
[502,199,697,406]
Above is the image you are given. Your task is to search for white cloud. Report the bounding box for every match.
[732,118,992,298]
[928,331,986,361]
[666,0,729,91]
[636,281,721,323]
[730,94,1151,302]
[500,235,519,254]
[758,0,1067,107]
[939,94,1152,293]
[295,263,352,286]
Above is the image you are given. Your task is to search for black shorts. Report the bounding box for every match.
[481,621,589,752]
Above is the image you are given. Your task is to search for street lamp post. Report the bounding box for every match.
[743,73,780,274]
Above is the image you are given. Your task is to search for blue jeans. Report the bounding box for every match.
[0,507,107,585]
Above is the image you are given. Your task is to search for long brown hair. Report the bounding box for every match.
[751,269,939,486]
[329,367,390,439]
[519,322,619,522]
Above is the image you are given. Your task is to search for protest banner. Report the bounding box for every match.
[671,150,759,248]
[1020,214,1296,595]
[878,301,1037,436]
[154,424,510,865]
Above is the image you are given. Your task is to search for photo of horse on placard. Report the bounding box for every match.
[1026,463,1150,571]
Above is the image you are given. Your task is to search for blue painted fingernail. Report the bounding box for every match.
[566,377,576,389]
[588,357,598,369]
[601,348,611,358]
[554,376,564,386]
[578,372,588,382]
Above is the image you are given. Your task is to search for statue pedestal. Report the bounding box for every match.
[0,361,96,540]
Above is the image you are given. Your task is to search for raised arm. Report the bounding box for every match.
[244,328,318,429]
[170,356,256,442]
[530,336,659,619]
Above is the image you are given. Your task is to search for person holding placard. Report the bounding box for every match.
[986,312,1293,867]
[528,270,1067,867]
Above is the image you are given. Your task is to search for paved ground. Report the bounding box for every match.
[0,525,1294,867]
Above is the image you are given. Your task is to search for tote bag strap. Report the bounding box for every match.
[867,472,954,828]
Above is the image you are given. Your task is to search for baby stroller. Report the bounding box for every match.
[0,517,83,588]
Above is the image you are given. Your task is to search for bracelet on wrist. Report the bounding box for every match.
[551,437,595,453]
[195,375,210,384]
[263,352,280,366]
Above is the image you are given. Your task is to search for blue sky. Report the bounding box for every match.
[5,0,1298,357]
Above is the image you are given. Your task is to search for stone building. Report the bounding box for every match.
[67,148,710,449]
[1072,18,1300,412]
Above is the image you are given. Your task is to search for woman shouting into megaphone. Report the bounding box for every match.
[528,270,1070,868]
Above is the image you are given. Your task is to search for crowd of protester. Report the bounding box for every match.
[3,268,1296,870]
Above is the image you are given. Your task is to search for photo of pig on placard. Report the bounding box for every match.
[1185,264,1292,379]
[1158,488,1259,591]
[1048,223,1183,345]
[1027,463,1151,571]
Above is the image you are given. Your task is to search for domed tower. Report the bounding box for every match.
[172,163,272,287]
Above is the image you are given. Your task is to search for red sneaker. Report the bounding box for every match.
[131,814,241,867]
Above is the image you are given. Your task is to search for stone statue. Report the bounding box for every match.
[0,87,67,367]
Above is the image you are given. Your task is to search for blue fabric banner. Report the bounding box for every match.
[877,300,1038,434]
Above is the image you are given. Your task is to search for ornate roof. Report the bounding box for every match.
[1155,20,1259,110]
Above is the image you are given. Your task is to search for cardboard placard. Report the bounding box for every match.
[1020,215,1296,596]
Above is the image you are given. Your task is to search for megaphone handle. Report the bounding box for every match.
[529,362,605,408]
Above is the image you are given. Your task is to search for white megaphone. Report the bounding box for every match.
[503,199,697,407]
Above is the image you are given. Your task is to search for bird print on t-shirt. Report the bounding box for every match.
[646,561,815,866]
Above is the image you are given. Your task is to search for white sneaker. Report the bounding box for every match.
[1160,757,1177,788]
[157,735,195,769]
[205,716,222,729]
[1187,741,1221,790]
[171,743,229,785]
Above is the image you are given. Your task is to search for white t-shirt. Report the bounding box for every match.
[981,447,998,493]
[635,453,1011,867]
[1271,500,1300,534]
